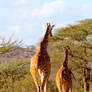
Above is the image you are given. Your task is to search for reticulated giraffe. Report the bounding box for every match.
[56,46,73,92]
[30,23,55,92]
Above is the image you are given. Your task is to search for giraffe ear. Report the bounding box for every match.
[51,24,55,30]
[52,24,55,28]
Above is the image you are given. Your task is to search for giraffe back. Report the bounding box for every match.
[37,50,51,74]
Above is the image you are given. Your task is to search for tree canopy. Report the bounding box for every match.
[48,19,92,91]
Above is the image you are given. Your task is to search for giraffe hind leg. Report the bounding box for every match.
[44,77,49,92]
[41,73,47,92]
[31,70,40,92]
[69,88,72,92]
[56,80,63,92]
[39,86,40,92]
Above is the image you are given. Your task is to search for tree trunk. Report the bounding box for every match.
[83,68,91,92]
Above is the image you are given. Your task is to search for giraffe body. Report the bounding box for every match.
[31,47,51,92]
[56,66,72,92]
[56,46,73,92]
[30,23,55,92]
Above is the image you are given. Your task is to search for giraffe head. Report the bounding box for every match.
[65,46,73,57]
[46,23,55,37]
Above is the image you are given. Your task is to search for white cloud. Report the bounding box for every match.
[31,0,64,18]
[8,0,65,21]
[13,8,30,19]
[81,2,92,11]
[10,0,29,7]
[8,25,21,33]
[0,25,21,42]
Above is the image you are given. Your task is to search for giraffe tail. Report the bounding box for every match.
[39,86,40,92]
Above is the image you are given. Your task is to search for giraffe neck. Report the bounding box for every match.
[63,49,68,67]
[40,30,49,51]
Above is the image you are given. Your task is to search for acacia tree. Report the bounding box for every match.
[49,19,92,92]
[0,36,23,92]
[0,36,22,54]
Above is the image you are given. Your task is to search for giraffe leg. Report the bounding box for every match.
[58,85,63,92]
[44,77,49,92]
[38,86,40,92]
[41,73,47,92]
[66,88,69,92]
[65,86,72,92]
[69,88,72,92]
[56,81,63,92]
[31,70,40,92]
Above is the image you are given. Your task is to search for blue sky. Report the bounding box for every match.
[0,0,92,46]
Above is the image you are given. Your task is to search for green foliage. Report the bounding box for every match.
[49,19,92,67]
[0,19,92,92]
[0,36,22,54]
[0,59,84,92]
[48,19,92,91]
[0,60,30,92]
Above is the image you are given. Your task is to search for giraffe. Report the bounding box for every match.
[56,46,73,92]
[30,23,55,92]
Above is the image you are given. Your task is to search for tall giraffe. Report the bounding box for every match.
[30,23,55,92]
[56,46,73,92]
